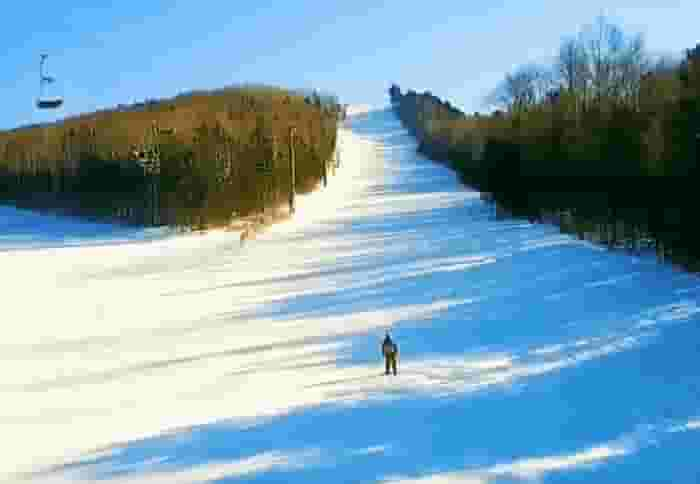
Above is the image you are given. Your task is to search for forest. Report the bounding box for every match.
[0,85,344,229]
[390,16,699,270]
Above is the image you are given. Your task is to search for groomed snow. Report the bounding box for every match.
[3,107,700,483]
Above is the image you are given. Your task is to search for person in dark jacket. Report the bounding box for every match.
[382,331,398,375]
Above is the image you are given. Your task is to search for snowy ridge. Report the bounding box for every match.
[3,108,700,483]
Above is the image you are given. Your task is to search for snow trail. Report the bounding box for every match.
[3,106,700,483]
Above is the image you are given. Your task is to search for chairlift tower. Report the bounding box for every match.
[254,133,275,217]
[289,127,296,215]
[136,122,162,226]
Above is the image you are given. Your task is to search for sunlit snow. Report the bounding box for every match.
[3,106,700,483]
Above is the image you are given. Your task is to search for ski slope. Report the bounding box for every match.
[0,206,175,252]
[4,106,700,483]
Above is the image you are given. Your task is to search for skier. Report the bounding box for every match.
[382,331,398,376]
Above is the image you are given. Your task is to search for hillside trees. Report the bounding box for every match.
[0,85,342,228]
[390,16,700,269]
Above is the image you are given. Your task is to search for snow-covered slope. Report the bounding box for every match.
[0,206,174,252]
[4,107,700,483]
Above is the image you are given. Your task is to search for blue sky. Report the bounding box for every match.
[1,1,698,130]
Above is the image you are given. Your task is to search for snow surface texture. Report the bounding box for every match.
[0,206,176,252]
[3,106,700,483]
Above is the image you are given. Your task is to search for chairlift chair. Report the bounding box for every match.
[36,54,64,110]
[37,98,64,109]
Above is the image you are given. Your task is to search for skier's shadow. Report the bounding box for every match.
[303,372,386,390]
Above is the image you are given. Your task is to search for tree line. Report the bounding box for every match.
[0,86,343,229]
[390,16,700,270]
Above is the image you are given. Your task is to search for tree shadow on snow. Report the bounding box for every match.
[20,107,700,484]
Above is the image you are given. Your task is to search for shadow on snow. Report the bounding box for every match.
[21,107,700,484]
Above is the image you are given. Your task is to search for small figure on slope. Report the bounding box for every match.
[382,331,398,376]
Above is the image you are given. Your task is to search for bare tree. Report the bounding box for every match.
[487,64,553,113]
[579,15,648,108]
[557,37,589,94]
[532,65,558,103]
[618,33,648,108]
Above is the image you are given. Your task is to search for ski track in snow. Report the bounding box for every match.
[3,106,700,483]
